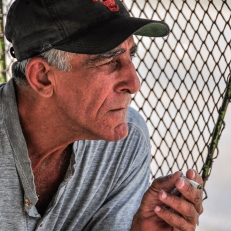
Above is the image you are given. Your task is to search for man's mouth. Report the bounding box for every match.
[110,108,125,112]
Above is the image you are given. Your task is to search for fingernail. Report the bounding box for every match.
[154,206,161,212]
[191,169,195,179]
[161,190,167,199]
[178,177,184,188]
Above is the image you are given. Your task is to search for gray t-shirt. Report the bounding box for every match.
[0,79,151,231]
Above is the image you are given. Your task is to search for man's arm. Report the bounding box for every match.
[131,169,203,231]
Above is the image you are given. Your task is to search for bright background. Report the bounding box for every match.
[197,107,231,231]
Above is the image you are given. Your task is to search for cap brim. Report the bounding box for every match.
[54,16,170,54]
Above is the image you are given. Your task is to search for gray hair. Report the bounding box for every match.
[12,49,75,85]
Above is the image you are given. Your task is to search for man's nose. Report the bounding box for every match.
[115,59,140,94]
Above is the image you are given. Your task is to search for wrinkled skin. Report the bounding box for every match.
[17,35,203,226]
[131,169,203,231]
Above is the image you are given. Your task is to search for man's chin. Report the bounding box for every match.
[86,123,129,141]
[110,123,129,141]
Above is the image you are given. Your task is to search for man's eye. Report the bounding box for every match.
[102,60,117,66]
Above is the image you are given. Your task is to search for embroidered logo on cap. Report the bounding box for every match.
[92,0,119,12]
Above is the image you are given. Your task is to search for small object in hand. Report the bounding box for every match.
[180,175,203,190]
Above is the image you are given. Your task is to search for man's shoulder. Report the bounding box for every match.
[127,106,150,145]
[127,106,146,126]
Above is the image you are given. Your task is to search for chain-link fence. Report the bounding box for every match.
[122,0,231,184]
[1,0,231,190]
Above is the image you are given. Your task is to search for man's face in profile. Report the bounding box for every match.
[49,36,140,141]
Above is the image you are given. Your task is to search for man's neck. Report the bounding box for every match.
[16,84,77,160]
[16,84,76,215]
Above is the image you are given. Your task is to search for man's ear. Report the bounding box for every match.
[25,57,54,97]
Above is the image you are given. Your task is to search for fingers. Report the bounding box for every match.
[137,170,202,231]
[176,171,203,214]
[186,169,203,186]
[154,205,196,231]
[153,170,203,230]
[157,190,199,225]
[150,171,183,193]
[138,171,184,220]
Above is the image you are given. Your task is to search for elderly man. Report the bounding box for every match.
[0,0,203,230]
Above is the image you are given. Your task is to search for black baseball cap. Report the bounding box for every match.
[5,0,170,61]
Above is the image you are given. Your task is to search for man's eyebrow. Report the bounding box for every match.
[86,49,126,65]
[86,44,138,65]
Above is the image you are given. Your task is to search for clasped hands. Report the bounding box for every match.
[131,169,203,231]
